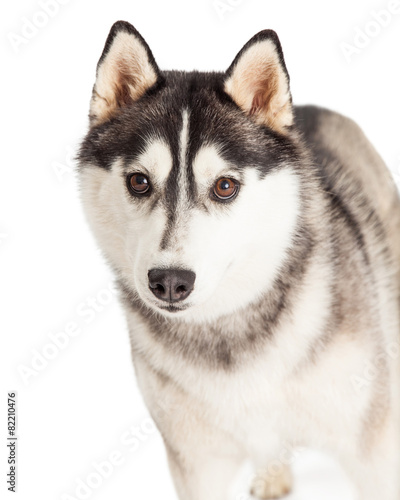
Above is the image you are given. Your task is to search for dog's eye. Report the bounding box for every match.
[127,173,151,196]
[213,178,239,201]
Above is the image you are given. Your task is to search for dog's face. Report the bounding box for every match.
[79,22,301,322]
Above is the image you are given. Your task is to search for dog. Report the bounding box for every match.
[78,21,400,500]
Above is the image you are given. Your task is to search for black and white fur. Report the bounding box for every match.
[78,21,400,500]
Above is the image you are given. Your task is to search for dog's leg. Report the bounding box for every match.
[250,463,293,499]
[136,359,244,500]
[343,414,400,500]
[141,373,251,499]
[350,457,399,500]
[351,454,400,500]
[165,440,243,500]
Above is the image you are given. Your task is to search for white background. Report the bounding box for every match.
[2,0,400,499]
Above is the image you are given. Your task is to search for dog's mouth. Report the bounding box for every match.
[158,303,190,314]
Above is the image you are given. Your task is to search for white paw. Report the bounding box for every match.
[250,464,293,499]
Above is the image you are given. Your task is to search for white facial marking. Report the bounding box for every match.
[192,144,231,186]
[134,138,173,185]
[177,109,190,210]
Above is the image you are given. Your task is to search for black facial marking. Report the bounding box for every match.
[149,195,161,212]
[79,70,300,180]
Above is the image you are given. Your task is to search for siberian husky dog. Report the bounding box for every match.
[78,21,400,500]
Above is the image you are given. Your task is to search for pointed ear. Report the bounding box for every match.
[224,30,293,135]
[89,21,161,126]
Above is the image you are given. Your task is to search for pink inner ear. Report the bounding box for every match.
[114,60,136,108]
[248,65,279,118]
[249,91,265,116]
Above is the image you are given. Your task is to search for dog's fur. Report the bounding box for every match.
[78,21,400,499]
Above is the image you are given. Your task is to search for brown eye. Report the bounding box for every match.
[127,173,151,196]
[213,178,239,201]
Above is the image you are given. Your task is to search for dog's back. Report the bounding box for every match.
[296,105,400,296]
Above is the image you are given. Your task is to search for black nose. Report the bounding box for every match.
[148,269,196,303]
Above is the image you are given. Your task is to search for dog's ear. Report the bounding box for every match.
[89,21,161,126]
[224,30,293,135]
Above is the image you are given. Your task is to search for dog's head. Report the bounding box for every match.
[79,21,302,323]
